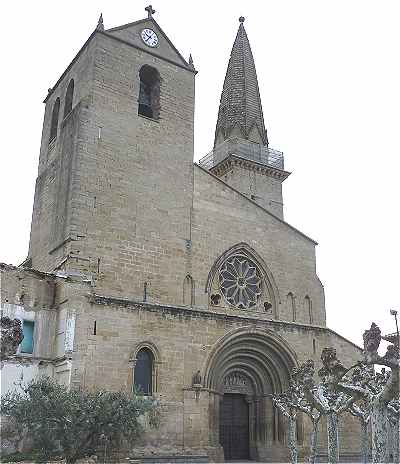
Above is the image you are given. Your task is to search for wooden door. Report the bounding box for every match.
[220,393,249,460]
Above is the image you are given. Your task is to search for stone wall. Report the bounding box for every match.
[69,292,362,460]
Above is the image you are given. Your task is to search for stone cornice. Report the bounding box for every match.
[210,154,291,181]
[90,293,362,352]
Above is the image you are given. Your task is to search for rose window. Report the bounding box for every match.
[219,256,262,309]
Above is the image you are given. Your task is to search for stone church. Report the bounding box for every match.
[1,6,363,462]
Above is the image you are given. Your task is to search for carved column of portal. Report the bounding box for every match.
[208,390,221,446]
[265,396,275,444]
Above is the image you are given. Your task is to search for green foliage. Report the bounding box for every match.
[1,377,158,463]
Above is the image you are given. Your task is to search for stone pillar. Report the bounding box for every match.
[265,396,275,444]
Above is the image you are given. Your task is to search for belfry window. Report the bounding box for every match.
[64,79,74,118]
[134,348,154,395]
[49,97,60,143]
[138,65,160,119]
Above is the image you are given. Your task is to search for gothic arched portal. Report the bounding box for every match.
[203,327,298,461]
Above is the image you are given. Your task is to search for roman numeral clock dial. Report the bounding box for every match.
[141,28,159,47]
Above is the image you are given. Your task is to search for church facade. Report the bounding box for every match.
[1,8,363,462]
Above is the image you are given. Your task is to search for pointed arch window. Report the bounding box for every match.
[138,65,160,120]
[305,295,313,324]
[287,292,296,322]
[49,97,60,143]
[134,348,154,395]
[64,79,74,118]
[183,275,195,306]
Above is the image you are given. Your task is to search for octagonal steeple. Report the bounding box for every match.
[214,17,268,147]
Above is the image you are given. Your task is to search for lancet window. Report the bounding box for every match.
[134,348,154,395]
[49,97,60,143]
[64,79,74,117]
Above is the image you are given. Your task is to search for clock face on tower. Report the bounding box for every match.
[141,29,159,48]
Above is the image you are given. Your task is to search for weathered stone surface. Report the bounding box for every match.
[0,8,369,463]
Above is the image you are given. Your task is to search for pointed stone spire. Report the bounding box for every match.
[96,13,104,31]
[188,54,195,70]
[214,17,268,147]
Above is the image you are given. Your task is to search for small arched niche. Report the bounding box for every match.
[183,274,195,306]
[287,292,296,322]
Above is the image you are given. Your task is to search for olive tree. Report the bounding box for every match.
[1,377,159,463]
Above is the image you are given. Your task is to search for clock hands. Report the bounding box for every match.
[141,29,158,47]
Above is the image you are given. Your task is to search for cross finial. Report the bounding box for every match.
[239,16,245,23]
[145,5,156,18]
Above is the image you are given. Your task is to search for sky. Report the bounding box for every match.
[0,1,399,347]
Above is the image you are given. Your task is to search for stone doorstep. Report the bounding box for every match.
[129,456,208,463]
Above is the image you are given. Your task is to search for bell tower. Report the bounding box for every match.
[27,7,196,303]
[199,17,289,219]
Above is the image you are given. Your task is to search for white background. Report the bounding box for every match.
[0,1,399,347]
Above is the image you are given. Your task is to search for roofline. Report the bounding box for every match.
[0,262,56,281]
[100,30,197,73]
[106,18,147,33]
[91,293,363,351]
[44,21,197,103]
[194,163,318,245]
[44,29,97,103]
[107,16,191,70]
[326,327,363,353]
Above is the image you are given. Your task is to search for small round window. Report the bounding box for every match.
[219,256,262,309]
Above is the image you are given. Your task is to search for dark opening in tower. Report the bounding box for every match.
[138,65,160,120]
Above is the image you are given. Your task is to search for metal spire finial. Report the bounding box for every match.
[239,16,245,23]
[96,13,104,31]
[145,5,156,18]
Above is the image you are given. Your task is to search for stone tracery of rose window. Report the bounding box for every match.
[219,255,262,309]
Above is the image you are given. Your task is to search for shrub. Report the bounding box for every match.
[1,377,158,463]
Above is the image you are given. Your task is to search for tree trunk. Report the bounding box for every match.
[371,400,388,463]
[360,419,370,464]
[288,415,298,464]
[327,412,339,464]
[309,421,319,464]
